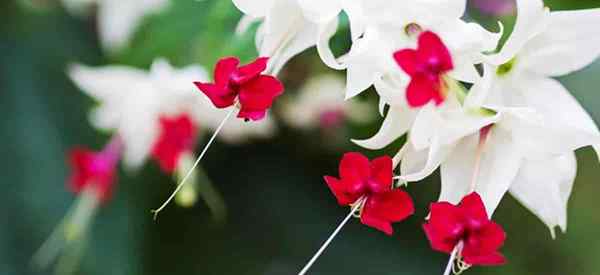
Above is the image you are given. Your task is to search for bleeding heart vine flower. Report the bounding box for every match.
[152,56,285,218]
[193,56,284,121]
[298,152,413,275]
[424,192,507,272]
[34,137,123,272]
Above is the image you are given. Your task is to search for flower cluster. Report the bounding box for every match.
[44,0,600,274]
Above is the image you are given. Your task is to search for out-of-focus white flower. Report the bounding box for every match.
[280,74,374,130]
[61,0,169,53]
[69,58,275,168]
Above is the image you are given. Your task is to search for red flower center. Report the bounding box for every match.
[393,31,454,107]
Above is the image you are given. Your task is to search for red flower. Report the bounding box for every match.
[423,193,507,266]
[393,31,454,107]
[194,57,284,121]
[151,114,197,173]
[68,139,122,203]
[324,152,414,235]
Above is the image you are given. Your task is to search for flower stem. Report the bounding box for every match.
[151,107,235,220]
[297,197,366,275]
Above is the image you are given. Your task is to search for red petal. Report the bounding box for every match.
[338,152,371,194]
[68,148,94,193]
[214,57,240,85]
[463,252,506,266]
[363,189,415,222]
[194,82,236,108]
[361,211,394,235]
[405,75,437,107]
[237,108,267,121]
[368,156,393,193]
[393,49,418,76]
[237,75,284,110]
[427,202,465,241]
[423,223,457,254]
[459,192,490,229]
[324,176,360,206]
[463,221,506,257]
[417,31,453,72]
[232,57,269,84]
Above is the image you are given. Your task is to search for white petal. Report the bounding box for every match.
[68,63,148,101]
[400,137,454,182]
[464,63,495,109]
[352,106,415,150]
[509,153,576,238]
[497,107,599,159]
[232,0,275,18]
[373,76,409,108]
[515,76,600,160]
[297,0,341,23]
[440,127,523,215]
[98,0,168,53]
[235,15,261,35]
[316,18,345,70]
[261,0,319,74]
[520,8,600,77]
[484,0,549,65]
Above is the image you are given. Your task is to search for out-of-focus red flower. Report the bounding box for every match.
[151,114,197,173]
[324,152,414,235]
[423,192,507,266]
[393,31,454,107]
[194,57,284,121]
[68,138,122,203]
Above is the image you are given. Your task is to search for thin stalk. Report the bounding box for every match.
[152,107,235,220]
[297,197,366,275]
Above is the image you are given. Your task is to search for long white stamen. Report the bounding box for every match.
[152,107,236,220]
[442,244,460,275]
[297,197,366,275]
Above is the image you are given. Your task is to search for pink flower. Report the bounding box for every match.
[194,57,284,121]
[68,138,122,203]
[423,193,507,266]
[324,152,414,235]
[393,31,454,107]
[151,114,197,173]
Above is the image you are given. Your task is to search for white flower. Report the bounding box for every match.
[280,74,374,129]
[233,0,363,74]
[69,58,275,168]
[62,0,169,53]
[317,0,501,99]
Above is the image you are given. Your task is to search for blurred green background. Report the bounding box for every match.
[2,0,600,274]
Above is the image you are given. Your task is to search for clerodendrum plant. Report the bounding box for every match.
[40,0,600,274]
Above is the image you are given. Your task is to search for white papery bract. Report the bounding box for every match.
[61,0,169,53]
[69,58,274,168]
[280,74,374,130]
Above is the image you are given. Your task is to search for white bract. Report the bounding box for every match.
[69,58,274,168]
[62,0,169,53]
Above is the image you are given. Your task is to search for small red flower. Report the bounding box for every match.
[423,193,507,266]
[194,57,284,121]
[324,152,414,235]
[151,114,197,173]
[393,31,454,107]
[68,139,122,203]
